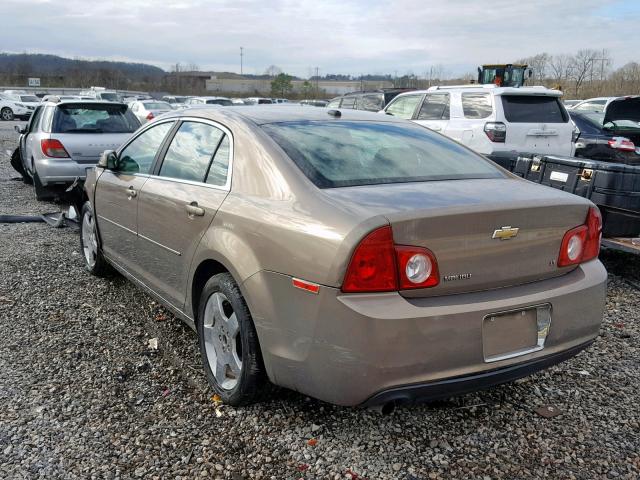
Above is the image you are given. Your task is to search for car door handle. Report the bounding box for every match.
[430,126,442,131]
[126,187,137,199]
[185,202,205,217]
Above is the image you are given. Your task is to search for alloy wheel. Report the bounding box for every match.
[82,211,98,268]
[202,292,242,390]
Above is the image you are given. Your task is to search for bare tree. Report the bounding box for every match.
[517,53,550,83]
[549,54,572,87]
[569,49,599,96]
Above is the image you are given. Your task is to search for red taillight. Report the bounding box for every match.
[557,207,602,267]
[607,137,635,151]
[484,122,506,143]
[342,226,397,293]
[146,112,155,120]
[41,139,69,158]
[341,226,440,293]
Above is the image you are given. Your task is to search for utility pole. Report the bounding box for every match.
[240,47,244,75]
[315,67,319,99]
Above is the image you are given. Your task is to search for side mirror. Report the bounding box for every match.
[14,125,26,134]
[98,150,118,169]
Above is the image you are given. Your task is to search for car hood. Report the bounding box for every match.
[603,96,640,124]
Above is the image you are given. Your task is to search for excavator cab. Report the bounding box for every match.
[477,64,532,87]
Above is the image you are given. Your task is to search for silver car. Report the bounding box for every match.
[130,100,174,124]
[14,100,140,200]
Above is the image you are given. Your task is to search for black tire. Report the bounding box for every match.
[10,148,32,184]
[33,171,55,201]
[0,107,13,121]
[197,273,267,406]
[80,201,110,276]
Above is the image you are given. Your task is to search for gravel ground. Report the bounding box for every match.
[0,121,639,480]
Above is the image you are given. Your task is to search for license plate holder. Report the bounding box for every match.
[483,304,551,363]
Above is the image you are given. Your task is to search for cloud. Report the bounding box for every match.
[1,0,639,77]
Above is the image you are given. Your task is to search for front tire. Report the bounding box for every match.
[197,273,266,406]
[80,201,110,276]
[1,107,13,121]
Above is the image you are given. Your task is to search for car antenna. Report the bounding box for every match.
[327,109,341,118]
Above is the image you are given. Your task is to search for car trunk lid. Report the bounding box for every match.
[324,178,590,297]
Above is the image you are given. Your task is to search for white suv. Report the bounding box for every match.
[382,85,576,157]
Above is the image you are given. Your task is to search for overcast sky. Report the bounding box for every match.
[1,0,639,78]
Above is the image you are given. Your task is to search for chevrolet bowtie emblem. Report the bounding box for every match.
[492,226,519,240]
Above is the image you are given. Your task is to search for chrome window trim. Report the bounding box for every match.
[119,116,234,192]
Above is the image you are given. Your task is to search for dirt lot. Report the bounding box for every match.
[0,121,639,479]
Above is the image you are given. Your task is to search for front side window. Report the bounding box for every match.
[262,121,502,188]
[385,95,422,119]
[340,97,356,109]
[417,94,450,120]
[118,121,174,174]
[327,98,341,108]
[501,95,568,123]
[52,104,140,133]
[159,121,225,183]
[461,93,493,119]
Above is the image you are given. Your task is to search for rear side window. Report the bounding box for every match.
[206,135,231,187]
[52,104,140,133]
[501,96,568,123]
[461,93,493,119]
[358,94,384,112]
[417,94,450,120]
[262,121,502,188]
[385,95,422,119]
[159,121,225,182]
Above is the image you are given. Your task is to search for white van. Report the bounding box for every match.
[382,85,576,157]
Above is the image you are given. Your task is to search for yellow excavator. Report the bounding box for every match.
[477,64,532,87]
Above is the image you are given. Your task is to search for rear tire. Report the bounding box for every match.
[10,148,32,184]
[197,273,267,406]
[80,201,110,276]
[1,107,13,121]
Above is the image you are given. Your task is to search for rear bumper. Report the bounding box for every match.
[35,158,95,185]
[243,260,607,406]
[362,340,592,406]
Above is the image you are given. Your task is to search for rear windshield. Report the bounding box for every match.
[52,104,140,134]
[501,95,568,123]
[262,121,503,188]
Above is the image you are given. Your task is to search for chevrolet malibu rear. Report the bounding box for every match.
[82,107,606,407]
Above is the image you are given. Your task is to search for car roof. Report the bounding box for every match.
[161,105,407,125]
